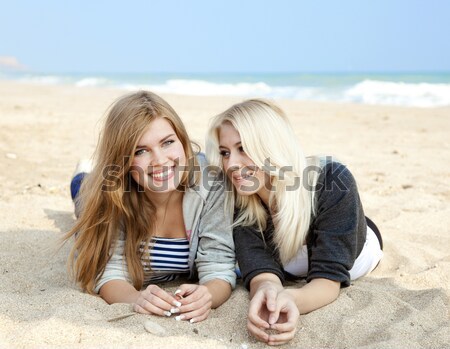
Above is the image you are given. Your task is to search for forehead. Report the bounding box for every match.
[219,122,241,145]
[138,117,176,144]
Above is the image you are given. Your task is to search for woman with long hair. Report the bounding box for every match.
[64,91,235,323]
[207,99,383,344]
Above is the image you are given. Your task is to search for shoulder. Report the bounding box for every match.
[312,159,361,215]
[315,160,357,195]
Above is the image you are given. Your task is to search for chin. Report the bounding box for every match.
[147,180,180,193]
[235,187,258,197]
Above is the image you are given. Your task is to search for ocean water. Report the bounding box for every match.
[2,71,450,108]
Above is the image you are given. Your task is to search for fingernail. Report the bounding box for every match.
[174,290,184,299]
[170,307,180,314]
[173,300,182,307]
[164,311,172,317]
[189,318,195,324]
[175,315,185,321]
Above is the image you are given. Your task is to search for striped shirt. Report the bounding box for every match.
[140,237,190,283]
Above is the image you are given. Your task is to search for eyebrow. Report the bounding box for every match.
[136,134,175,148]
[219,141,241,148]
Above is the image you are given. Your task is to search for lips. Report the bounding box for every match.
[150,166,175,182]
[232,169,255,182]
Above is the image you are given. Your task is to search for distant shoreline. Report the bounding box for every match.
[1,71,450,108]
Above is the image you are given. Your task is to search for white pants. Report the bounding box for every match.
[283,226,383,280]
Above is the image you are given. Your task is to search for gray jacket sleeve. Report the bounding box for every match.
[195,182,236,288]
[93,235,130,293]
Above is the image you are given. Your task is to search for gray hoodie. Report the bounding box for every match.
[94,154,236,293]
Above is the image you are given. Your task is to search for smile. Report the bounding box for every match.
[233,171,254,182]
[150,166,175,182]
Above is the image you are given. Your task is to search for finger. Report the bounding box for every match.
[267,329,296,346]
[179,285,207,304]
[264,288,278,312]
[174,289,185,300]
[190,308,211,323]
[134,300,171,317]
[133,303,151,315]
[248,293,270,329]
[141,295,173,314]
[268,311,280,326]
[270,319,297,333]
[178,293,211,314]
[146,285,180,308]
[175,284,198,299]
[269,295,295,326]
[247,319,269,343]
[270,309,299,332]
[182,307,211,324]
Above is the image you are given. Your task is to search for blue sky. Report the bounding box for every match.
[1,0,449,73]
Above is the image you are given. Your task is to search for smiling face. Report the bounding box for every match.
[130,117,186,196]
[218,122,271,205]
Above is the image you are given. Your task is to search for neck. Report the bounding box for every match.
[146,189,183,209]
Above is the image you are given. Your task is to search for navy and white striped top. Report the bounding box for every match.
[140,237,190,283]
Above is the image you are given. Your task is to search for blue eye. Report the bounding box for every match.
[162,140,175,147]
[135,149,147,156]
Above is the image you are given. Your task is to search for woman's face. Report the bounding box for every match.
[131,117,186,196]
[218,122,270,204]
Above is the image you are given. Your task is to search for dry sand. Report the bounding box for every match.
[0,81,449,348]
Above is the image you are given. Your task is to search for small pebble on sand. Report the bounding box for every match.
[144,320,166,336]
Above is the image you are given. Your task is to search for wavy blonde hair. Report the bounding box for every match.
[206,99,321,264]
[63,91,199,294]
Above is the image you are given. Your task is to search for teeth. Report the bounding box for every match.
[152,167,174,179]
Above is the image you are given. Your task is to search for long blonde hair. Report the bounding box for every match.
[207,99,321,264]
[64,91,199,294]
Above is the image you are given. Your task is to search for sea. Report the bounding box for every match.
[2,71,450,108]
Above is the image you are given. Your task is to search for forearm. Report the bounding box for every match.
[204,279,232,308]
[99,279,141,304]
[249,273,284,298]
[285,278,340,314]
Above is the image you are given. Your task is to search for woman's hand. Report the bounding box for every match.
[264,290,300,346]
[133,284,181,317]
[247,279,299,345]
[171,284,213,323]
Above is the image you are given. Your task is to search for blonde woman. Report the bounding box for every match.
[65,91,235,324]
[206,99,383,345]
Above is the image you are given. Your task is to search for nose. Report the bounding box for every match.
[225,151,244,173]
[149,149,168,166]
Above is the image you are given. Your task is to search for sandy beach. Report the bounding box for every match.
[0,80,448,348]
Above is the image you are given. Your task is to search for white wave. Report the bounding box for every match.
[148,79,273,96]
[75,77,110,87]
[120,79,326,102]
[344,80,450,107]
[10,75,450,108]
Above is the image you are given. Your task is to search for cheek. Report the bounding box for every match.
[131,157,146,170]
[222,158,233,180]
[221,157,229,171]
[174,144,187,163]
[257,170,268,188]
[129,165,145,185]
